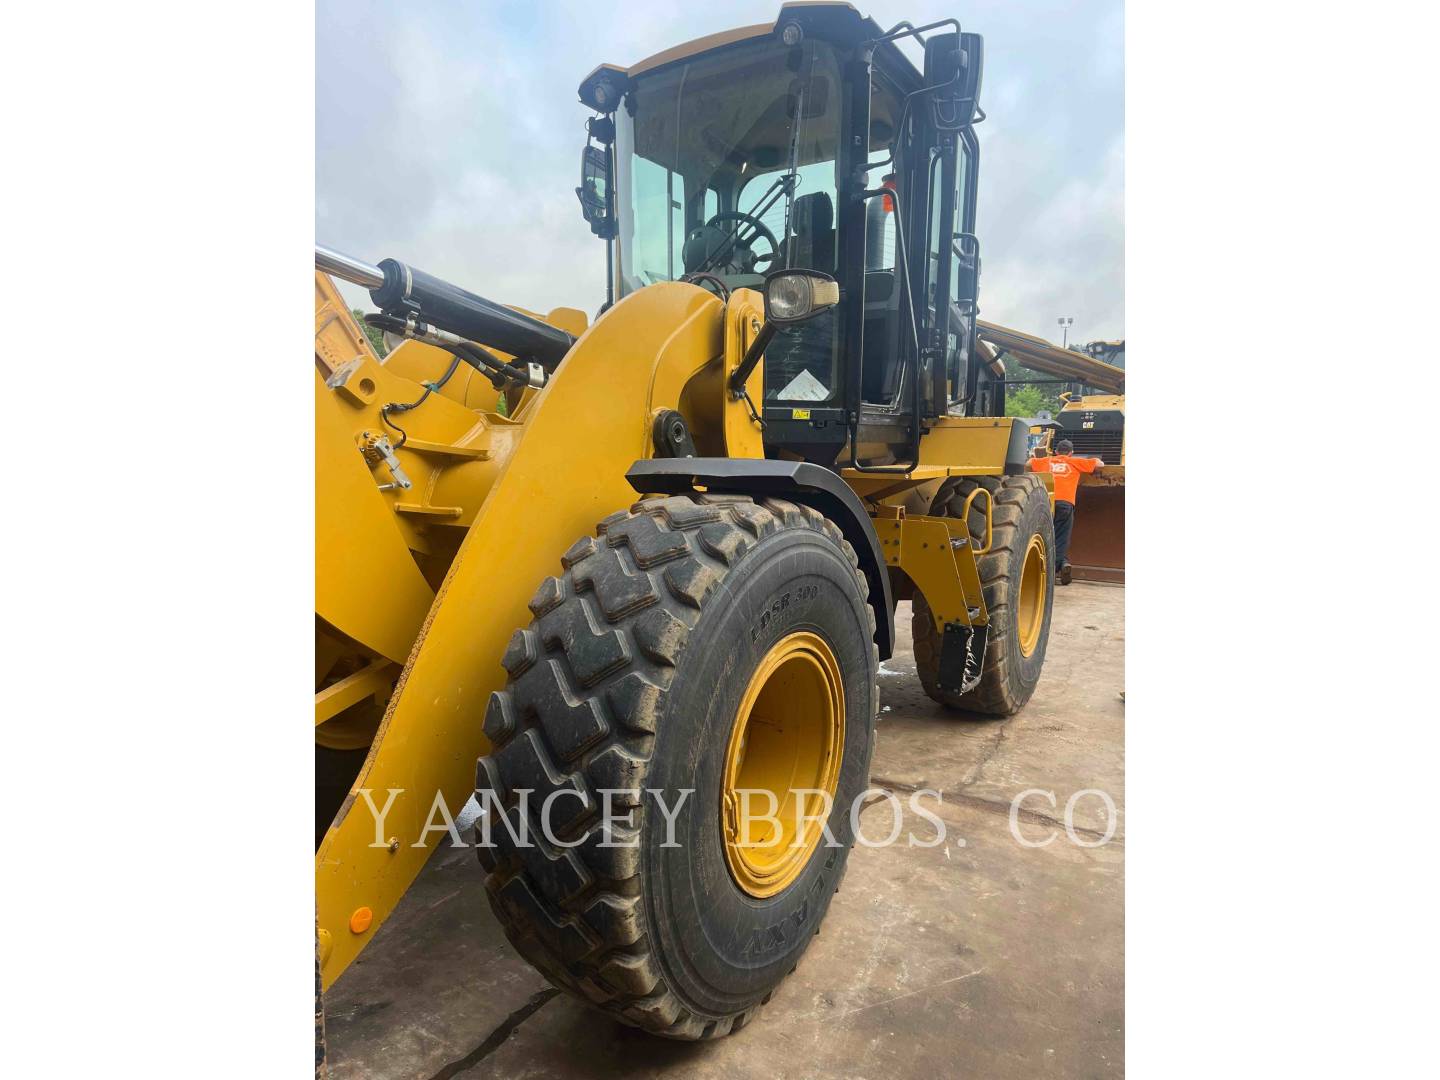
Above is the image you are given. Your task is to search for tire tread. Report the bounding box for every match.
[913,474,1052,715]
[475,493,874,1039]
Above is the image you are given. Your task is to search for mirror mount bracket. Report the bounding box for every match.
[586,114,615,146]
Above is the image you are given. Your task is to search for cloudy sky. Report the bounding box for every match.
[318,0,1123,344]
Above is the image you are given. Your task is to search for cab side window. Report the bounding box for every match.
[948,134,979,403]
[924,150,949,324]
[951,137,976,306]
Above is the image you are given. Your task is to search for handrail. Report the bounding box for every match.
[959,486,993,555]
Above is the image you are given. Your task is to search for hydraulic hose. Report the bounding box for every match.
[362,314,539,390]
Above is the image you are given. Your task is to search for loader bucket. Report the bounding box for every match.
[1068,483,1124,583]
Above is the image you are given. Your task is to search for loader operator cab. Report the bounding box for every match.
[578,3,991,470]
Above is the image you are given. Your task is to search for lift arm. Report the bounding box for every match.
[976,320,1125,394]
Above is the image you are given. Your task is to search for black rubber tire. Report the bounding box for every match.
[475,494,878,1039]
[913,475,1055,715]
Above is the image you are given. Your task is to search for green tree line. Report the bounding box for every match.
[352,309,387,357]
[1001,353,1068,419]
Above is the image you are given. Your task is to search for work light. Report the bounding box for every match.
[763,270,840,324]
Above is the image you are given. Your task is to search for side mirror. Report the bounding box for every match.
[764,269,840,325]
[924,31,984,129]
[576,144,614,238]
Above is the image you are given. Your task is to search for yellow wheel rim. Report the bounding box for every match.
[1017,533,1048,658]
[721,631,845,898]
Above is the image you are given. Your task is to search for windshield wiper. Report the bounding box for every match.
[777,76,807,268]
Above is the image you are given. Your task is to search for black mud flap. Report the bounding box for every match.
[937,622,989,696]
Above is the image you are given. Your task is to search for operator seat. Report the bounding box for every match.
[789,192,835,273]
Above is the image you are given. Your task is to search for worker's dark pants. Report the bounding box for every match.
[1053,500,1075,569]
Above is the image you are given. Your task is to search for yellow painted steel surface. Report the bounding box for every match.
[315,368,437,664]
[872,513,988,630]
[316,659,400,727]
[1062,392,1123,414]
[842,416,1021,500]
[721,631,845,898]
[314,276,436,662]
[1017,535,1047,657]
[317,279,763,987]
[314,272,377,377]
[721,289,766,458]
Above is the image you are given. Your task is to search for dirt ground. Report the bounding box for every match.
[325,585,1125,1078]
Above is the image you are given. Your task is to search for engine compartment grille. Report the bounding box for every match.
[1063,430,1123,461]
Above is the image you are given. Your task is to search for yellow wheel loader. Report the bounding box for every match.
[316,3,1056,1040]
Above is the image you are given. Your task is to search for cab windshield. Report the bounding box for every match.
[613,37,844,296]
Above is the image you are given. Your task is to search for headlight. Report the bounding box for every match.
[767,274,813,321]
[764,270,839,324]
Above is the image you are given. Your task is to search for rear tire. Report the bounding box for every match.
[475,494,878,1039]
[913,475,1055,715]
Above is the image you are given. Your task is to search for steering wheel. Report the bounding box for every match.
[699,210,780,273]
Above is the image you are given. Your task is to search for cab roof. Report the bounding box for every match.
[579,3,922,109]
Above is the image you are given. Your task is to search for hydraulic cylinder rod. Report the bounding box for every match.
[316,244,385,290]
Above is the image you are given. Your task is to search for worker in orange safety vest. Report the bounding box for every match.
[1028,438,1102,585]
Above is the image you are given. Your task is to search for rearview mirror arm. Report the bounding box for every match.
[728,321,777,397]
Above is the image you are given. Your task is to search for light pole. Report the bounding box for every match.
[1057,316,1074,349]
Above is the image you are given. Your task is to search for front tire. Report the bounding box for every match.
[913,475,1055,715]
[475,494,878,1039]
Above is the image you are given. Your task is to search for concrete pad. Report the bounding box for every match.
[875,585,1125,837]
[325,584,1125,1078]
